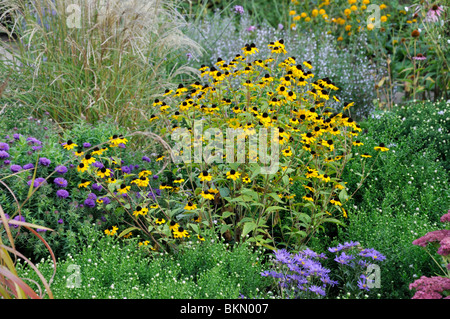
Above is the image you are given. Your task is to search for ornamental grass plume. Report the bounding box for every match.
[0,0,202,128]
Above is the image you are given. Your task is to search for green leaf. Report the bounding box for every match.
[118,226,139,238]
[242,221,257,238]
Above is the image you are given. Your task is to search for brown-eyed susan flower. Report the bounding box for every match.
[353,140,363,146]
[321,139,334,151]
[282,147,293,157]
[149,114,159,122]
[118,183,130,194]
[97,167,112,178]
[77,163,88,173]
[133,206,149,217]
[78,179,91,188]
[361,153,372,158]
[306,167,319,179]
[242,176,251,184]
[226,169,241,181]
[374,143,389,152]
[63,140,77,150]
[319,174,331,183]
[303,61,313,69]
[150,204,159,209]
[107,177,117,184]
[74,149,84,157]
[159,183,172,190]
[82,154,96,166]
[302,193,314,202]
[199,170,212,182]
[184,201,197,210]
[303,182,315,192]
[155,218,165,225]
[197,234,205,241]
[131,176,149,187]
[200,190,215,200]
[164,88,174,96]
[242,43,258,56]
[156,154,165,162]
[269,97,282,107]
[173,226,189,239]
[169,221,179,231]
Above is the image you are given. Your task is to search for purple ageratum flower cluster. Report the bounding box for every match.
[84,193,97,208]
[142,156,151,163]
[261,248,335,298]
[56,189,69,199]
[23,163,34,170]
[27,177,46,188]
[38,157,51,166]
[0,151,10,159]
[0,142,10,151]
[10,164,22,173]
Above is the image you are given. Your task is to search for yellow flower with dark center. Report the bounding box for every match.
[303,182,315,192]
[319,174,331,183]
[175,84,188,96]
[149,114,159,122]
[169,221,179,231]
[107,177,117,184]
[201,190,215,200]
[242,176,251,184]
[78,179,91,188]
[232,106,243,114]
[226,169,241,181]
[152,99,163,107]
[199,170,212,182]
[306,167,319,179]
[269,97,282,107]
[63,140,77,150]
[303,61,313,69]
[321,139,334,151]
[184,201,197,210]
[150,204,159,209]
[361,153,372,158]
[286,91,296,101]
[173,226,189,239]
[282,147,293,157]
[301,132,316,144]
[156,155,165,162]
[155,218,165,225]
[242,43,258,56]
[74,149,84,157]
[77,163,88,173]
[133,206,149,217]
[91,147,106,156]
[302,193,314,202]
[159,183,172,190]
[164,88,174,96]
[374,143,389,152]
[353,140,363,146]
[197,234,205,241]
[97,167,112,178]
[131,176,149,187]
[82,154,96,166]
[118,183,130,194]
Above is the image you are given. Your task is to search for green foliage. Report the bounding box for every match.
[15,227,269,299]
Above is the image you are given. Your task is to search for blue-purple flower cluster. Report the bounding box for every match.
[262,242,386,298]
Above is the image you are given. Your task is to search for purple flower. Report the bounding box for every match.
[57,218,64,224]
[437,237,450,256]
[12,215,26,228]
[410,276,450,299]
[10,164,22,173]
[54,177,68,188]
[441,210,450,223]
[359,248,386,261]
[55,165,68,174]
[23,163,34,170]
[278,23,284,30]
[32,145,42,151]
[87,193,97,200]
[0,142,10,151]
[308,285,326,296]
[92,161,104,169]
[0,151,9,159]
[4,160,10,165]
[121,166,132,174]
[233,5,244,14]
[83,142,91,148]
[246,26,256,32]
[334,252,355,265]
[56,189,69,199]
[36,228,47,232]
[274,249,292,264]
[84,198,96,208]
[186,53,193,60]
[27,137,42,145]
[142,156,151,163]
[27,177,46,188]
[92,183,103,191]
[357,275,370,291]
[38,157,51,166]
[13,133,22,140]
[99,197,111,205]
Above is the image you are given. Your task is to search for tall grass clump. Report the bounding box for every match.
[0,0,202,128]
